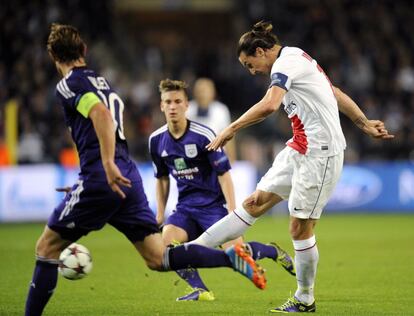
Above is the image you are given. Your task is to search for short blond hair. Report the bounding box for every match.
[159,79,188,96]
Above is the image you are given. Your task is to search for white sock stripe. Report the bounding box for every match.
[36,255,60,265]
[295,243,317,252]
[161,247,170,271]
[293,235,317,251]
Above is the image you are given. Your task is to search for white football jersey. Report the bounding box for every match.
[270,46,346,157]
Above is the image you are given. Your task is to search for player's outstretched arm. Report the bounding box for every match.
[207,86,285,151]
[89,103,131,198]
[155,176,170,226]
[334,86,394,139]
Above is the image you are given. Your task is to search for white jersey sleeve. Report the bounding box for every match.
[270,47,346,157]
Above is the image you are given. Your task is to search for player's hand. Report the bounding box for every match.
[103,161,132,199]
[206,126,235,151]
[363,120,394,140]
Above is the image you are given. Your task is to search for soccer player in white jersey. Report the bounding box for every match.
[189,21,394,313]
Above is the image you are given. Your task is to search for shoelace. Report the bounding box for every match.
[279,296,298,310]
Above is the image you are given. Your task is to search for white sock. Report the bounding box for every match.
[293,235,318,305]
[188,206,257,248]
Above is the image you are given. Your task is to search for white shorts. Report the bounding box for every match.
[257,147,343,219]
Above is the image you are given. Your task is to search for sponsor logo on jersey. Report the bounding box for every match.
[185,144,198,158]
[174,158,187,170]
[284,101,297,116]
[161,150,168,157]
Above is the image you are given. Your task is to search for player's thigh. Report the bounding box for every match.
[48,180,122,242]
[109,181,160,243]
[162,224,189,245]
[133,232,165,271]
[289,152,343,219]
[256,147,294,202]
[165,209,199,241]
[194,205,228,232]
[36,226,73,259]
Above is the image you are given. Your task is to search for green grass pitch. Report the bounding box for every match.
[1,214,413,315]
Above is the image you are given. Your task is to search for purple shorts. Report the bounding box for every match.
[48,179,159,242]
[165,204,228,241]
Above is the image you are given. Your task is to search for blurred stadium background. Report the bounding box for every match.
[1,0,413,221]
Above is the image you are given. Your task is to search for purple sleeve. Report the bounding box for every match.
[206,147,231,175]
[149,137,169,178]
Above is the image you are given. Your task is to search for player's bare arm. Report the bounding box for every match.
[155,176,170,226]
[217,171,236,213]
[207,86,285,151]
[333,86,394,139]
[89,103,131,198]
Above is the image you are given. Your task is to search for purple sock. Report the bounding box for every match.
[25,260,58,316]
[247,242,277,260]
[167,244,231,270]
[176,268,208,291]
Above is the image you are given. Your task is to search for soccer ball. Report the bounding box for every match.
[58,243,93,280]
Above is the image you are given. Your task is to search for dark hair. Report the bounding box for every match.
[47,23,86,63]
[237,21,280,57]
[159,79,188,96]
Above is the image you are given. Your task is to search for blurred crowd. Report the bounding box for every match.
[1,0,413,174]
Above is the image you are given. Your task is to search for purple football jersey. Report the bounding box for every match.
[55,66,139,182]
[149,120,231,208]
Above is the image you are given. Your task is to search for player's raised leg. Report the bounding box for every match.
[25,226,72,316]
[190,190,282,248]
[134,234,267,290]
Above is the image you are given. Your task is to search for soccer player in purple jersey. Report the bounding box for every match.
[149,79,296,301]
[24,23,266,316]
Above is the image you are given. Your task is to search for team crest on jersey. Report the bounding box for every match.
[174,158,187,170]
[184,144,198,158]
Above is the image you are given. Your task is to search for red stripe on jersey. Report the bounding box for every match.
[287,114,308,154]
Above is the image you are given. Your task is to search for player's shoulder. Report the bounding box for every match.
[56,68,96,100]
[188,120,216,142]
[279,46,304,57]
[271,47,308,75]
[149,124,168,142]
[56,70,77,100]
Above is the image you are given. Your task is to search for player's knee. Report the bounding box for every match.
[35,236,60,258]
[242,200,260,217]
[144,254,164,271]
[289,218,314,239]
[289,226,302,240]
